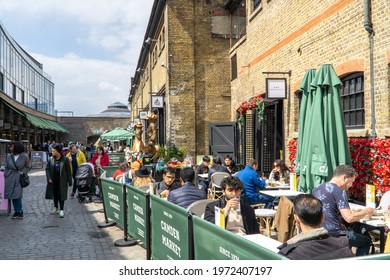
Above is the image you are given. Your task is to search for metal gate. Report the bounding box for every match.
[254,100,284,175]
[208,122,237,162]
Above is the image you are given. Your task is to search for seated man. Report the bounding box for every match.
[278,194,354,260]
[167,167,206,209]
[312,165,374,256]
[153,167,180,197]
[195,155,211,191]
[204,176,259,235]
[236,159,274,208]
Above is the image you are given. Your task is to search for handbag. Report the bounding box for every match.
[10,154,30,188]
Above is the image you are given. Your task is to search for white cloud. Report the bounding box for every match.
[33,53,131,116]
[0,0,154,116]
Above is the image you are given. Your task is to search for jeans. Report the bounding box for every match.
[12,198,23,212]
[344,227,372,256]
[250,195,274,209]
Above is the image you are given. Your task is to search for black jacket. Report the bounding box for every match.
[167,182,207,209]
[204,196,260,235]
[278,228,354,260]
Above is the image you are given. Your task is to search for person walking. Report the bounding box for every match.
[67,144,87,198]
[3,141,30,219]
[45,144,72,218]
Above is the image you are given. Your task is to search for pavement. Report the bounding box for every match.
[0,168,146,260]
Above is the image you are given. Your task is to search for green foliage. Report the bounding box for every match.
[157,144,185,162]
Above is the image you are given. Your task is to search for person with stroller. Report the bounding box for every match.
[67,144,87,198]
[45,144,72,218]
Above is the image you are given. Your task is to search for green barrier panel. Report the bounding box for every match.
[127,185,148,245]
[101,166,118,178]
[353,253,390,260]
[150,195,190,260]
[192,215,287,260]
[108,152,125,166]
[100,178,125,229]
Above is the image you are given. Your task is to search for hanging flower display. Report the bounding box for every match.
[288,138,390,202]
[236,93,265,125]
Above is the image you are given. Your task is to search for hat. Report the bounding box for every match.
[53,144,62,154]
[131,161,140,170]
[135,165,151,178]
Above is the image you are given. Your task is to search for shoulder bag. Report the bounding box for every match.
[10,154,30,188]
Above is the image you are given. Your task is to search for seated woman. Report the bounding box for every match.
[113,162,128,182]
[269,159,290,185]
[132,165,154,188]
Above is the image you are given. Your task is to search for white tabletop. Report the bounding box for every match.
[242,234,282,253]
[265,185,291,190]
[260,190,303,198]
[197,173,208,179]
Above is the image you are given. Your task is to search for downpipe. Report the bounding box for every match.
[364,0,376,138]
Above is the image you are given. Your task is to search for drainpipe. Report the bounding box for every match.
[364,0,376,138]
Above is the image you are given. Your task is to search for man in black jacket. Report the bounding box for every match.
[278,194,354,260]
[204,176,259,235]
[167,167,206,209]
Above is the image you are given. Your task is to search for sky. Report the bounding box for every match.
[0,0,154,116]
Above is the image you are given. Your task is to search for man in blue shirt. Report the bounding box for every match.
[236,159,274,208]
[312,165,374,256]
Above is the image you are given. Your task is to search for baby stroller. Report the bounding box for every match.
[75,163,96,203]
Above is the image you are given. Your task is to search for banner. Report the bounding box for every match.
[192,215,286,260]
[101,178,125,228]
[150,195,190,260]
[127,185,148,244]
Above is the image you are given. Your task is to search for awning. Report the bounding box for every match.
[24,113,69,133]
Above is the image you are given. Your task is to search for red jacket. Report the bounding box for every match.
[90,152,109,173]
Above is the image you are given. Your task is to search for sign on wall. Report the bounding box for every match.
[266,78,287,99]
[139,111,148,120]
[151,96,164,108]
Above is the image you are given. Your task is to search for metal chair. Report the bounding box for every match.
[208,172,229,199]
[186,199,215,218]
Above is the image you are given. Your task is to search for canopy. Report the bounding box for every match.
[297,64,351,193]
[100,127,134,146]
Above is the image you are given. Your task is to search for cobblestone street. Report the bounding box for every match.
[0,168,146,260]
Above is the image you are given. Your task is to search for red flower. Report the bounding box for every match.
[288,138,390,202]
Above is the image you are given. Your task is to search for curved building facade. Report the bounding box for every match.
[0,21,68,145]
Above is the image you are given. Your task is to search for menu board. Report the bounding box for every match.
[366,184,376,208]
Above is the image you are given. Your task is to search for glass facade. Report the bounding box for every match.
[0,22,54,115]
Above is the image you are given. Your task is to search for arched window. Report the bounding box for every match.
[340,72,364,129]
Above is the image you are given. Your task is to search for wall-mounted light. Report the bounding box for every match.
[145,37,158,44]
[136,68,145,72]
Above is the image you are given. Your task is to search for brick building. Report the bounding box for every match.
[129,0,233,157]
[228,0,390,173]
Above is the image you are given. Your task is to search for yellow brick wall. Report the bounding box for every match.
[231,0,390,165]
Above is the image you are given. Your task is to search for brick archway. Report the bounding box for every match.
[293,59,365,92]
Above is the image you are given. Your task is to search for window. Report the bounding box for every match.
[0,72,3,91]
[253,0,261,11]
[231,54,237,81]
[340,72,364,129]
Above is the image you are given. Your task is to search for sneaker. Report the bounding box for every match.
[70,193,75,198]
[51,209,60,215]
[18,211,24,219]
[11,212,20,219]
[59,210,64,218]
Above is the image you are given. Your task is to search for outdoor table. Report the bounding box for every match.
[349,202,386,253]
[197,173,208,179]
[265,184,290,190]
[242,234,282,253]
[259,190,303,198]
